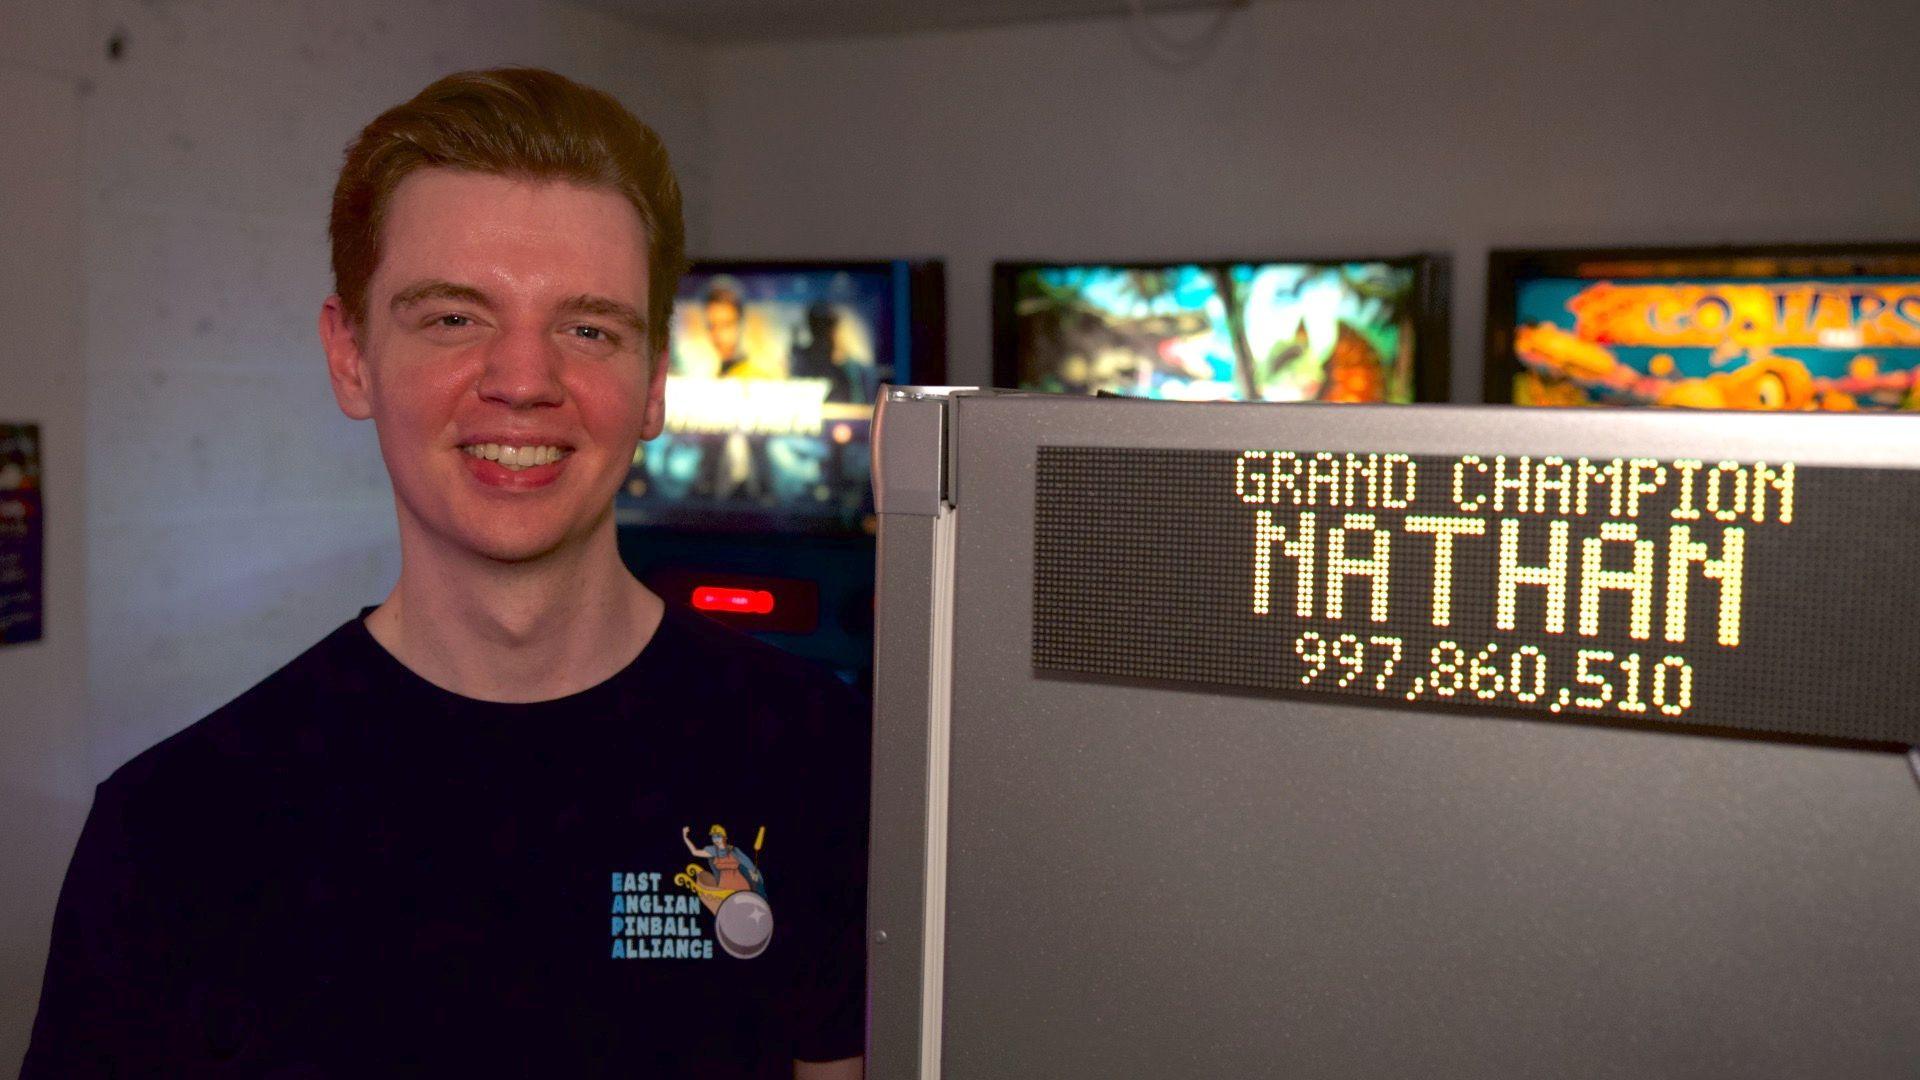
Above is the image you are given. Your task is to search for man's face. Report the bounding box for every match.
[704,300,741,361]
[320,169,665,564]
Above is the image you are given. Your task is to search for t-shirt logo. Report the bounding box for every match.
[609,823,774,961]
[677,823,773,959]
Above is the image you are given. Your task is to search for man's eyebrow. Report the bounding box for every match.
[558,294,648,337]
[390,280,493,312]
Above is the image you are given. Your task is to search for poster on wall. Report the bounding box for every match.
[0,423,42,645]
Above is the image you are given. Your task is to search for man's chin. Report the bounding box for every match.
[396,494,617,568]
[464,524,598,565]
[470,538,569,565]
[427,518,601,566]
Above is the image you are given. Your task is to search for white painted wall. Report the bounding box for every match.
[0,0,92,1068]
[0,0,708,1068]
[702,0,1920,396]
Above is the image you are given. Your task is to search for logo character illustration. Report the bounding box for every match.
[676,824,773,959]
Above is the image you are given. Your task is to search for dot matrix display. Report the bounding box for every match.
[1032,446,1920,744]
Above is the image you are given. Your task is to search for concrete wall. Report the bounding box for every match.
[0,0,708,1068]
[702,0,1920,396]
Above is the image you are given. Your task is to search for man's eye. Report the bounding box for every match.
[571,325,611,342]
[434,314,472,328]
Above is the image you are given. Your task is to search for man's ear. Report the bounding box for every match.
[639,345,669,440]
[319,295,374,421]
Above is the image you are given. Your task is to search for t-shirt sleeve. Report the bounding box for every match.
[791,680,873,1064]
[20,780,169,1077]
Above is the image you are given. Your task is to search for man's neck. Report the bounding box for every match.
[365,526,664,703]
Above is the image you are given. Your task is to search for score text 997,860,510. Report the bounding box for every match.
[1291,631,1694,718]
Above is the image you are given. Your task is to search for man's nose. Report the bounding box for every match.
[477,324,565,408]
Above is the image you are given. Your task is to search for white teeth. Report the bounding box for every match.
[461,443,567,471]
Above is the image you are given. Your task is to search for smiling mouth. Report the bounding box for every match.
[460,443,572,471]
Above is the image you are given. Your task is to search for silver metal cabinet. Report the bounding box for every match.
[869,389,1920,1079]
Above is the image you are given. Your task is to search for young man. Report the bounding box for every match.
[24,69,868,1079]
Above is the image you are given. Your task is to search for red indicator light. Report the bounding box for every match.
[691,586,776,615]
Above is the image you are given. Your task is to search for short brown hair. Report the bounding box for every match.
[329,67,686,355]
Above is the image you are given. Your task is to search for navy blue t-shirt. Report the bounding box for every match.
[22,606,870,1077]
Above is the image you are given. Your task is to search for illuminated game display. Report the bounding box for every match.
[1034,445,1920,744]
[616,260,943,684]
[993,258,1450,402]
[1487,245,1920,409]
[623,260,943,536]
